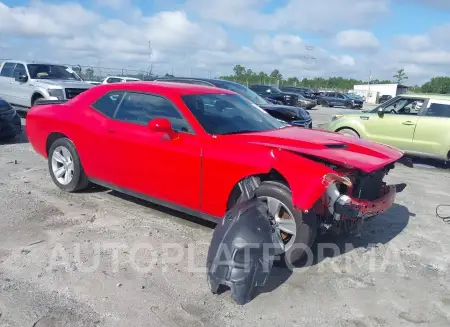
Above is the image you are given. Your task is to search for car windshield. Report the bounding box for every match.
[213,81,270,106]
[182,93,283,135]
[270,86,282,93]
[27,64,82,81]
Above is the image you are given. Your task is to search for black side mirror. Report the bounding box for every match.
[377,107,384,116]
[15,74,28,83]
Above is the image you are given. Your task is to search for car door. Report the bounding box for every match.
[335,94,347,106]
[105,92,202,210]
[10,63,32,107]
[0,62,16,103]
[360,97,427,150]
[325,93,337,106]
[80,90,126,182]
[411,99,450,159]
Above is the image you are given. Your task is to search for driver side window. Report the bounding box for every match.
[383,98,424,115]
[114,92,193,133]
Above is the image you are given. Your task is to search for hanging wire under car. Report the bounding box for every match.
[436,204,450,223]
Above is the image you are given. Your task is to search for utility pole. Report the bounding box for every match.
[303,45,316,82]
[148,41,153,79]
[367,70,372,103]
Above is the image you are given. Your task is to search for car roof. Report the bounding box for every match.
[106,76,140,80]
[402,93,450,100]
[94,81,235,96]
[154,77,244,87]
[1,60,68,66]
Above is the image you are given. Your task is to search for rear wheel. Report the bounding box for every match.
[32,95,44,106]
[254,181,317,264]
[48,137,89,192]
[337,128,359,137]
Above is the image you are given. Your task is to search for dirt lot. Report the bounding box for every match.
[0,106,450,327]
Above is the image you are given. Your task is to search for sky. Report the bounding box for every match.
[1,0,450,84]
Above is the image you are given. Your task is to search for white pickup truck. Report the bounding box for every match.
[0,60,93,111]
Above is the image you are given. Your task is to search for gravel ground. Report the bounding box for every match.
[0,106,449,326]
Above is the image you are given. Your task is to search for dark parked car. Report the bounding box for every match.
[264,97,283,105]
[154,77,312,128]
[0,97,21,141]
[318,92,363,109]
[248,85,299,107]
[378,94,392,104]
[279,86,317,100]
[279,87,317,109]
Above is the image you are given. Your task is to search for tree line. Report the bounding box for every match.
[219,65,450,94]
[71,63,450,94]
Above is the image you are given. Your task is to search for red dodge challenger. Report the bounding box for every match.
[26,82,408,262]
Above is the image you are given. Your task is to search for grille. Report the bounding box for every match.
[65,88,88,99]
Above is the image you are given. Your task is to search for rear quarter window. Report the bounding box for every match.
[0,62,16,77]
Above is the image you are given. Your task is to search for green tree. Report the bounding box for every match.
[220,64,401,91]
[72,66,82,75]
[269,69,282,80]
[420,77,450,94]
[232,64,246,77]
[85,67,94,80]
[393,69,408,84]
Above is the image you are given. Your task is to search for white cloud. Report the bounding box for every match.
[0,1,98,37]
[185,0,389,33]
[336,30,380,49]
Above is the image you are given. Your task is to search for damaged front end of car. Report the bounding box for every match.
[313,159,408,236]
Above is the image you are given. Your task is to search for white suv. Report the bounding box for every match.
[0,60,93,111]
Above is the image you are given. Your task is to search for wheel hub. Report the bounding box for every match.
[258,196,297,253]
[51,146,74,185]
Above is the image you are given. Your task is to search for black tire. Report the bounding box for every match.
[345,102,353,109]
[32,95,44,107]
[337,128,360,137]
[255,181,318,264]
[48,137,89,192]
[322,101,329,107]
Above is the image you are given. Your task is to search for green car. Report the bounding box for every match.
[324,93,450,161]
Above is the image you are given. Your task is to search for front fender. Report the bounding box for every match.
[272,149,335,211]
[329,117,367,137]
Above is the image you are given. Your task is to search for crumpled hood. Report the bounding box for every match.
[225,127,403,172]
[259,104,309,119]
[34,79,93,89]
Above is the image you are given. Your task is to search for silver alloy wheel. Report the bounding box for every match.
[51,146,74,185]
[258,196,297,253]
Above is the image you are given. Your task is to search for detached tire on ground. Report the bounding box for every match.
[48,137,89,192]
[254,181,318,264]
[337,128,359,137]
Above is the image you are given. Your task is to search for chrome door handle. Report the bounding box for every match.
[402,121,415,125]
